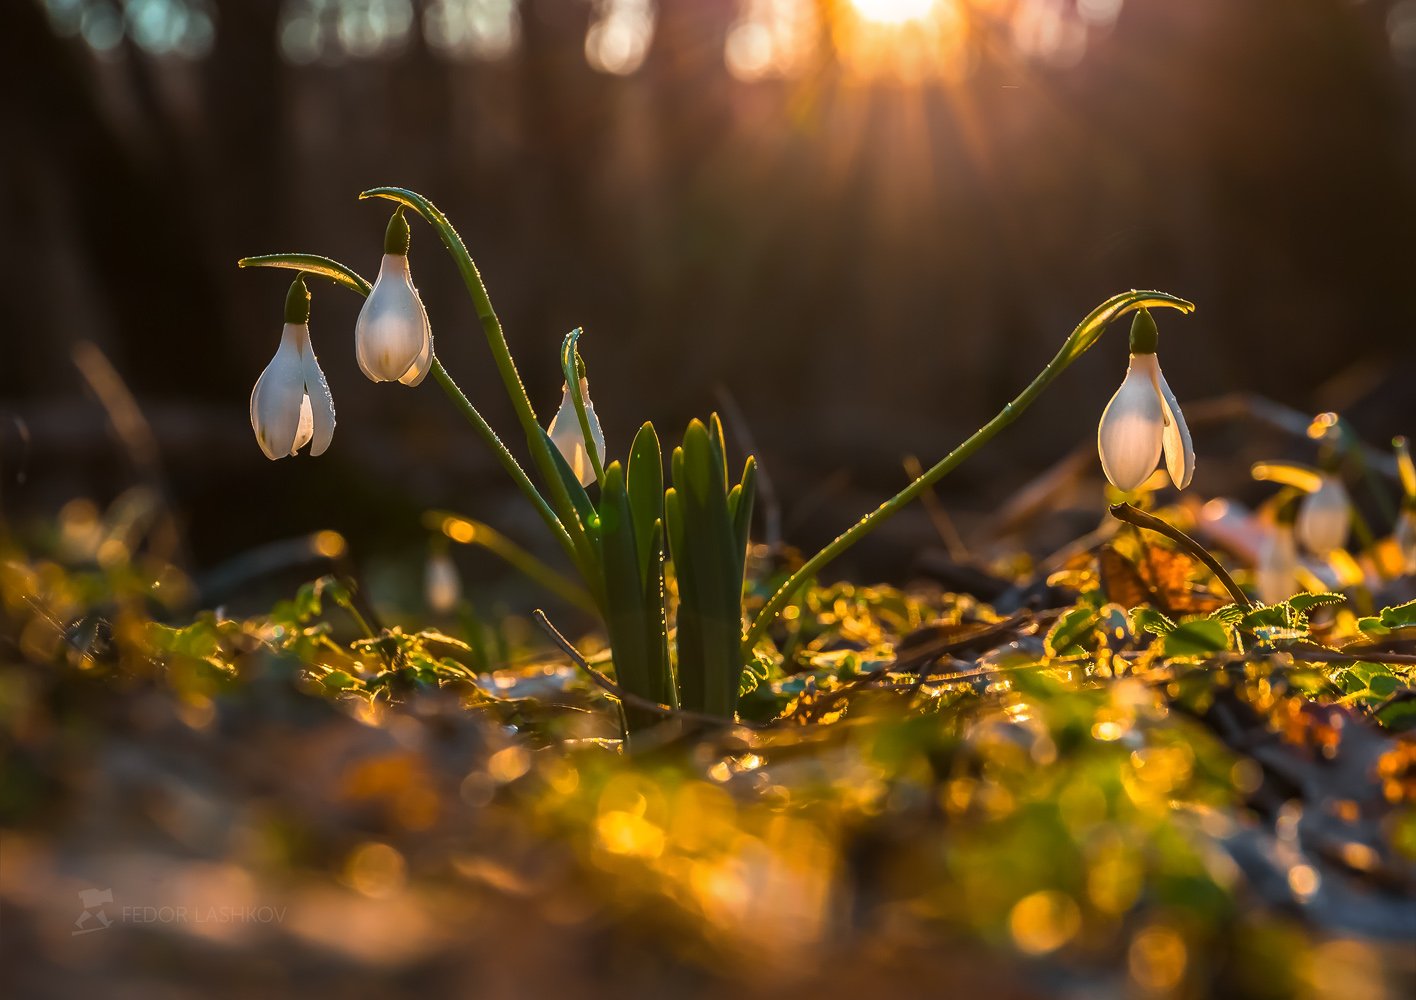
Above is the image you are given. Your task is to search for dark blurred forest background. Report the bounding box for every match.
[2,0,1415,606]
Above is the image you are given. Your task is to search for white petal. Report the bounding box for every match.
[1256,526,1299,605]
[548,383,595,487]
[293,324,336,456]
[397,320,434,386]
[291,395,314,456]
[250,324,307,460]
[1097,354,1164,491]
[1150,363,1194,490]
[355,254,432,383]
[1295,477,1351,554]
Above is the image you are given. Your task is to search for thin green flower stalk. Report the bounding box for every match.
[425,510,598,614]
[743,292,1195,649]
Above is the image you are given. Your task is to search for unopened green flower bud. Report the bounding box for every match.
[284,274,311,324]
[384,207,411,256]
[1128,308,1159,355]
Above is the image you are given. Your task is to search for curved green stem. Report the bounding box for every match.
[430,360,584,572]
[744,290,1196,649]
[428,511,597,613]
[358,187,597,574]
[1108,502,1251,608]
[238,252,583,575]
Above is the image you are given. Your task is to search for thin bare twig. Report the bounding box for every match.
[893,608,1054,673]
[71,340,186,567]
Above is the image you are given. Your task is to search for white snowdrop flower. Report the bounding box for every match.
[1256,523,1299,605]
[425,551,461,613]
[548,377,606,487]
[1295,475,1350,555]
[355,209,433,386]
[250,277,335,460]
[1097,309,1194,492]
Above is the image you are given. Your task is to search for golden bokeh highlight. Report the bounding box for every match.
[343,842,408,899]
[1008,890,1080,955]
[313,529,347,559]
[1129,924,1189,992]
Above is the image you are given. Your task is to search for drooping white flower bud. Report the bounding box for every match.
[1098,355,1165,491]
[355,210,433,386]
[1096,310,1193,492]
[1255,523,1299,605]
[1295,476,1350,555]
[250,277,336,460]
[547,377,606,487]
[425,550,461,613]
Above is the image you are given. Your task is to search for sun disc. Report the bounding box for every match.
[849,0,937,27]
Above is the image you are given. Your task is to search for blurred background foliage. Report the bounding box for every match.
[2,0,1415,592]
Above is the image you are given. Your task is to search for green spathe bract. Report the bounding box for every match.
[239,186,1193,745]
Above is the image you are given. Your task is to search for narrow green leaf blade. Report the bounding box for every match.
[732,456,757,574]
[596,463,667,730]
[627,422,664,585]
[539,427,599,540]
[238,254,372,297]
[674,421,742,717]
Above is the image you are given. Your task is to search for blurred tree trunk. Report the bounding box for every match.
[201,0,287,379]
[0,1,218,395]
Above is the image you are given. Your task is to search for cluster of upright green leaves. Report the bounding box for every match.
[665,415,756,719]
[542,335,758,734]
